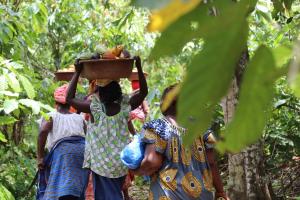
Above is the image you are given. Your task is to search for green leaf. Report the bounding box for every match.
[0,91,19,97]
[40,103,55,112]
[3,99,19,114]
[291,73,300,98]
[217,46,278,152]
[32,14,42,33]
[271,0,284,15]
[19,99,40,114]
[0,184,15,200]
[40,111,50,121]
[149,1,255,60]
[38,2,48,17]
[0,116,17,126]
[271,46,292,68]
[178,1,252,145]
[18,75,36,99]
[0,131,7,143]
[6,73,21,93]
[149,2,206,59]
[0,75,8,91]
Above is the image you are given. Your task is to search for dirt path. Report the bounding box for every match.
[128,181,150,200]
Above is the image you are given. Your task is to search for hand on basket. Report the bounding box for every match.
[74,59,84,74]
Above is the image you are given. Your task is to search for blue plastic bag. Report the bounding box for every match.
[121,134,145,169]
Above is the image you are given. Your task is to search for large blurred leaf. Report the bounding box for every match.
[177,1,253,145]
[18,75,36,99]
[271,46,293,68]
[19,99,40,114]
[217,46,278,152]
[149,1,207,59]
[3,99,19,114]
[0,116,17,126]
[134,0,201,32]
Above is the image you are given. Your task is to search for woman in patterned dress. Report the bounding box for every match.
[66,56,148,200]
[130,84,229,200]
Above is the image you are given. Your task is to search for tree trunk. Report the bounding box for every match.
[221,50,272,200]
[12,118,24,145]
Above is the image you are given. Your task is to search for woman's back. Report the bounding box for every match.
[46,112,85,150]
[83,94,131,178]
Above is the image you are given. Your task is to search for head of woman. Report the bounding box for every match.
[98,81,122,104]
[161,84,179,117]
[55,102,71,111]
[54,84,71,111]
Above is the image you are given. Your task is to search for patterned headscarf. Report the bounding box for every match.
[54,84,68,104]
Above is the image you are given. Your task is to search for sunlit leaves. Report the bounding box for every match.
[0,116,17,126]
[28,2,48,33]
[6,73,21,93]
[3,99,19,114]
[271,0,295,17]
[0,132,7,143]
[40,103,55,112]
[0,76,8,92]
[0,184,15,200]
[18,75,36,99]
[217,46,278,152]
[19,99,40,114]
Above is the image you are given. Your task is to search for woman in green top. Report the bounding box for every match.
[66,56,148,200]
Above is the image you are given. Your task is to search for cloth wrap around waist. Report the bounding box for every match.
[36,136,88,200]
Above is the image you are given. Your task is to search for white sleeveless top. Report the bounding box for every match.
[46,112,85,150]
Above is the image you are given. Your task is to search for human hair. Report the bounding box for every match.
[161,84,178,116]
[56,102,71,110]
[98,81,122,104]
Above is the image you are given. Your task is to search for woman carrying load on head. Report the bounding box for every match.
[66,56,148,200]
[37,84,89,200]
[130,84,229,200]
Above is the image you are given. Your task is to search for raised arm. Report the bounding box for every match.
[66,61,91,113]
[129,56,148,110]
[37,118,52,169]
